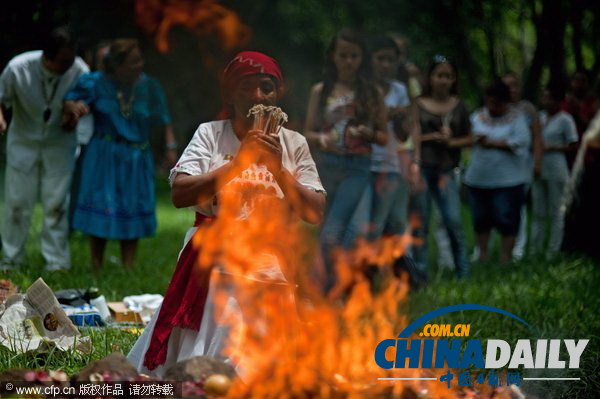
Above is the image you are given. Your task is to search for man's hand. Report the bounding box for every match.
[318,133,337,151]
[237,130,283,175]
[356,124,375,142]
[61,101,89,131]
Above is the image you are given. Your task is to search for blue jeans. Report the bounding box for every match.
[318,152,372,292]
[345,171,409,243]
[420,166,469,277]
[369,172,409,239]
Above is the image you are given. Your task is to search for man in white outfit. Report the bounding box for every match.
[0,27,89,271]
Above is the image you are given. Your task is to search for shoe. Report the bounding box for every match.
[45,263,71,272]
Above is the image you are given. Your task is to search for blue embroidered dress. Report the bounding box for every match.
[65,72,171,239]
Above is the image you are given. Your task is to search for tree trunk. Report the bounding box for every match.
[570,0,585,71]
[524,0,568,99]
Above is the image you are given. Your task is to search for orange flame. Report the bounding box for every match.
[134,0,250,53]
[187,140,518,397]
[185,137,515,398]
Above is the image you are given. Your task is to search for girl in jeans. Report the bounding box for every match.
[409,56,472,278]
[304,29,387,293]
[531,83,578,256]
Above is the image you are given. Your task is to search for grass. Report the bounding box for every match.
[0,174,188,375]
[0,174,598,398]
[406,256,600,399]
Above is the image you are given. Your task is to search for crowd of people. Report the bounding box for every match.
[0,26,598,284]
[0,25,599,379]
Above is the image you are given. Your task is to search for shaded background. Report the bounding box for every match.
[1,0,599,157]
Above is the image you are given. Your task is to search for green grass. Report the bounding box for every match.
[405,256,600,399]
[0,175,188,375]
[0,176,598,398]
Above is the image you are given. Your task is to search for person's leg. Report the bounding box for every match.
[431,170,469,276]
[344,183,372,247]
[494,185,525,265]
[369,172,402,240]
[500,236,517,264]
[547,180,567,255]
[89,236,107,269]
[386,174,410,237]
[512,185,530,260]
[319,154,371,292]
[1,163,40,268]
[40,158,73,270]
[120,239,138,269]
[468,187,493,262]
[530,180,548,255]
[407,189,430,277]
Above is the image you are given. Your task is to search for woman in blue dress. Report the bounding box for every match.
[63,39,177,269]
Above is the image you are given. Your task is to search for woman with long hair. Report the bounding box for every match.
[304,29,387,292]
[409,55,472,277]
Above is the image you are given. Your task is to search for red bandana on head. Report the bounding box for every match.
[219,51,284,119]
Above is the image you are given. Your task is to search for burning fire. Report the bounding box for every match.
[183,126,513,398]
[134,0,250,53]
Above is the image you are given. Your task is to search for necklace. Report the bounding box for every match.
[40,69,61,123]
[117,88,135,119]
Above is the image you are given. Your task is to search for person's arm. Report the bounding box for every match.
[171,162,241,208]
[62,100,90,130]
[480,115,531,152]
[249,132,325,224]
[62,73,95,130]
[447,101,474,148]
[0,63,15,135]
[546,114,579,152]
[447,134,474,148]
[164,124,178,168]
[274,169,325,224]
[304,82,326,147]
[531,114,543,177]
[408,101,422,162]
[0,105,7,134]
[477,137,513,150]
[359,88,389,146]
[544,142,578,152]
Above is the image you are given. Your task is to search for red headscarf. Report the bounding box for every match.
[219,51,284,119]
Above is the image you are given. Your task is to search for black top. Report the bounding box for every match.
[419,99,470,171]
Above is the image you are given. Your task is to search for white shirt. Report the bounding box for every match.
[0,50,89,173]
[170,120,325,217]
[465,108,532,188]
[371,80,410,173]
[539,111,578,181]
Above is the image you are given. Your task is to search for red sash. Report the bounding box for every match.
[143,213,215,370]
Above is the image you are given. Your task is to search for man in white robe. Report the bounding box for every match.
[0,27,89,271]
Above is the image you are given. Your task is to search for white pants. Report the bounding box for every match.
[531,179,566,255]
[2,161,72,267]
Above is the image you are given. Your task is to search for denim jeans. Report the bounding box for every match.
[317,152,372,292]
[420,166,469,277]
[369,172,409,239]
[346,171,410,241]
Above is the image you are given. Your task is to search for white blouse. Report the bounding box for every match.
[170,120,325,217]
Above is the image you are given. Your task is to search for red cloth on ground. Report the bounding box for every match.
[143,214,215,370]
